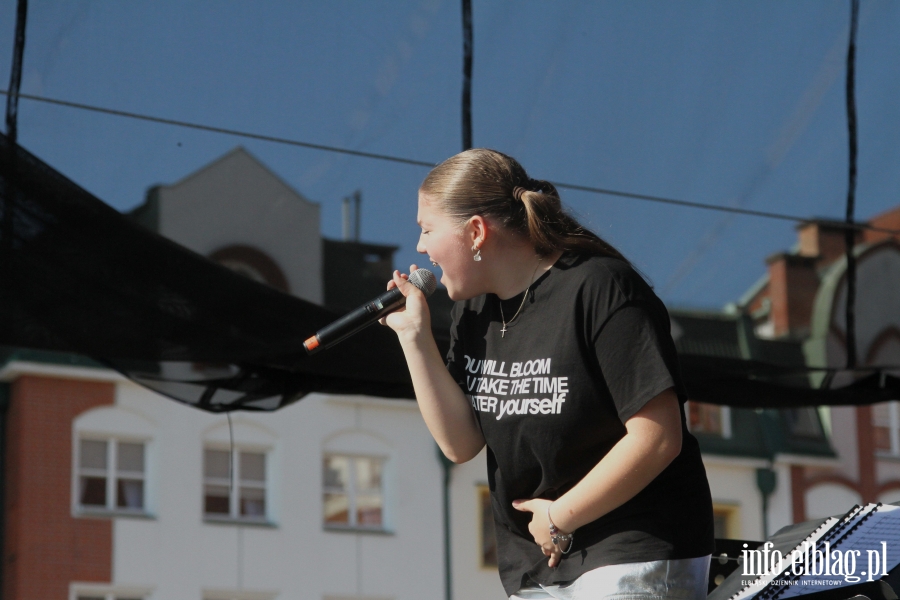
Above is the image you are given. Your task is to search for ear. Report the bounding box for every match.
[465,215,489,248]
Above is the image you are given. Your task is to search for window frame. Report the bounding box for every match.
[686,401,732,439]
[322,453,388,533]
[203,444,272,525]
[73,435,150,518]
[783,407,826,439]
[873,401,900,457]
[712,502,741,539]
[477,484,498,570]
[69,582,153,600]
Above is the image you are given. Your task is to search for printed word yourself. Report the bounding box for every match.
[463,355,568,420]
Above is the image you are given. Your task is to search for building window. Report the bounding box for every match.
[478,485,498,568]
[209,244,290,293]
[687,402,732,438]
[323,455,385,530]
[77,438,146,514]
[203,447,267,522]
[873,401,900,455]
[712,503,740,539]
[784,407,825,439]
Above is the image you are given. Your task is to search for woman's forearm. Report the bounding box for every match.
[549,388,683,533]
[399,329,485,464]
[382,269,485,464]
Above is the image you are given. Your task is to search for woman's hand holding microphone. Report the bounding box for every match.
[380,265,433,343]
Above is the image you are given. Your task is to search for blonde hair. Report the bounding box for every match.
[420,148,629,261]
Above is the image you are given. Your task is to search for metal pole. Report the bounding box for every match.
[461,0,473,151]
[756,467,777,538]
[843,0,860,369]
[1,4,26,595]
[5,0,27,143]
[438,445,454,600]
[438,4,473,597]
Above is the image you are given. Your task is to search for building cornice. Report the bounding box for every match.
[772,452,842,467]
[324,393,418,411]
[0,360,126,384]
[701,453,770,469]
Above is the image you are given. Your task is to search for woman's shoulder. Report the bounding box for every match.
[557,254,653,301]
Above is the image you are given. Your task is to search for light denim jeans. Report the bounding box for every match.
[509,555,711,600]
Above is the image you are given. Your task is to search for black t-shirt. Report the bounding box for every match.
[446,254,715,596]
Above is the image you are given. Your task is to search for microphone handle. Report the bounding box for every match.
[305,287,406,353]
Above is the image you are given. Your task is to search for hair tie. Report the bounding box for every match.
[512,186,528,202]
[529,178,558,198]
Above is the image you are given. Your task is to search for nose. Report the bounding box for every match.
[416,236,426,254]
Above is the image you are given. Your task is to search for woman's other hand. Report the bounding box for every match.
[512,498,571,568]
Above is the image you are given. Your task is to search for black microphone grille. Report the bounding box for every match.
[409,268,437,297]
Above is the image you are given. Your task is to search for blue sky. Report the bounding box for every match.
[3,1,899,309]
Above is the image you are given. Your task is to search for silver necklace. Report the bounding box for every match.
[499,259,542,338]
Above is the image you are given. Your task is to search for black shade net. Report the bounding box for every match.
[1,132,898,412]
[679,355,900,408]
[0,132,416,411]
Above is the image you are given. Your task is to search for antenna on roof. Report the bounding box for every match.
[342,190,361,242]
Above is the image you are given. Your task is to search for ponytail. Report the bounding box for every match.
[421,149,629,262]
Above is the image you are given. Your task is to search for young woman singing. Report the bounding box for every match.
[382,149,714,599]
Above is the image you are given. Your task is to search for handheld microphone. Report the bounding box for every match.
[303,268,437,353]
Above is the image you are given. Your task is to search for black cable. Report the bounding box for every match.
[461,0,473,152]
[4,0,27,144]
[1,92,436,168]
[2,90,900,237]
[844,0,860,369]
[553,181,854,228]
[1,6,27,598]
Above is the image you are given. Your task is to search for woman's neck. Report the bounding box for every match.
[488,246,563,300]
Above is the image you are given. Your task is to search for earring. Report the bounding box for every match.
[472,244,482,262]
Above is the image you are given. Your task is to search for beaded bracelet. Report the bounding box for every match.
[547,503,574,554]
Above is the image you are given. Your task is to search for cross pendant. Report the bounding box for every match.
[500,324,507,338]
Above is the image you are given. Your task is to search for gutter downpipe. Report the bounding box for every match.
[756,466,777,539]
[437,445,455,600]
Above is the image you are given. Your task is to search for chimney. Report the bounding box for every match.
[796,220,862,267]
[341,191,362,242]
[765,252,819,338]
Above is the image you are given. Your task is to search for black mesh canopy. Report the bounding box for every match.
[679,355,900,408]
[0,132,416,411]
[1,132,898,412]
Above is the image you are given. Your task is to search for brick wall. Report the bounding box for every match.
[864,205,900,245]
[766,253,820,337]
[4,375,114,599]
